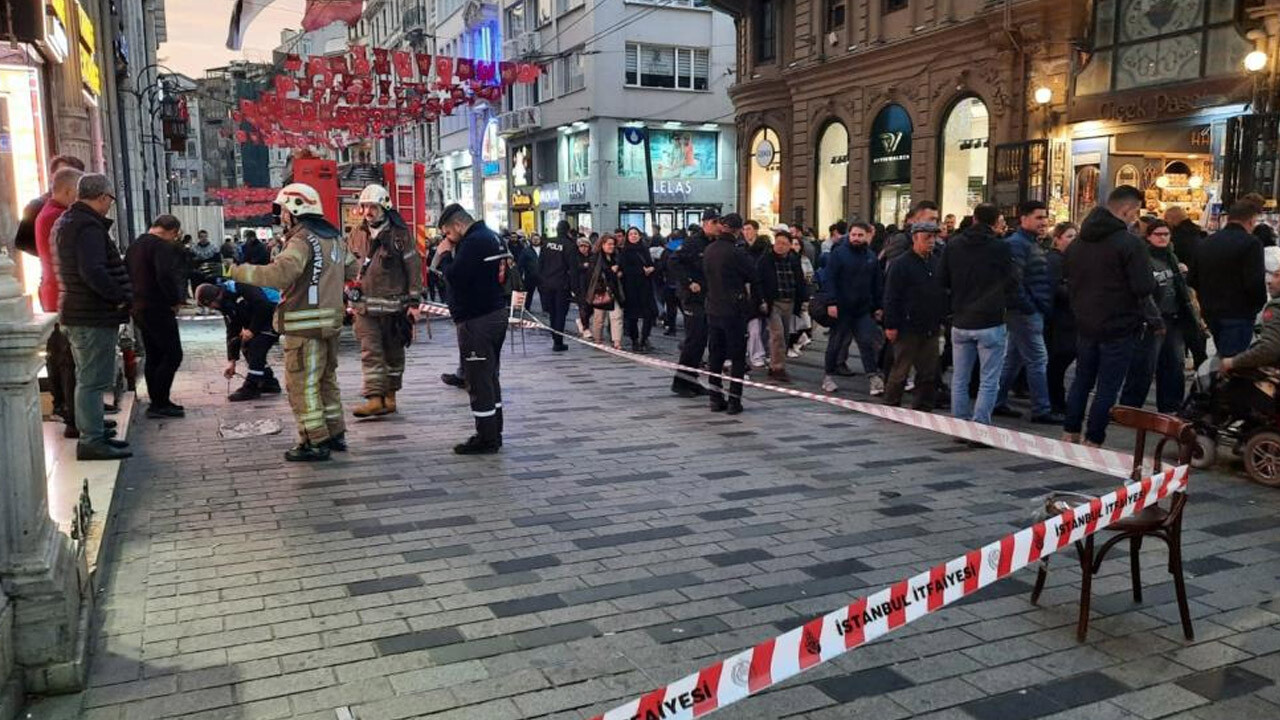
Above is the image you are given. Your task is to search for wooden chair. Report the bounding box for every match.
[1030,406,1195,642]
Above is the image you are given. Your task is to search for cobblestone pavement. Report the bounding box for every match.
[40,311,1280,720]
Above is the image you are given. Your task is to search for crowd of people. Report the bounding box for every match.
[510,189,1274,449]
[15,146,1278,462]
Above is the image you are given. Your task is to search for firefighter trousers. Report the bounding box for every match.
[283,334,345,444]
[354,312,406,397]
[456,308,508,443]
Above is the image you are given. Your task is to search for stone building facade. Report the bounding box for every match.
[716,0,1274,230]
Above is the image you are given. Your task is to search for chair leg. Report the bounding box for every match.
[1130,535,1143,603]
[1031,561,1048,605]
[1076,538,1094,643]
[1169,531,1195,641]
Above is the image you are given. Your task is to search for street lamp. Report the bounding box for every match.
[1246,50,1269,73]
[1034,86,1053,105]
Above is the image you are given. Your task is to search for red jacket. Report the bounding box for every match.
[35,197,67,313]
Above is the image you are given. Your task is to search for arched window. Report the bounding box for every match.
[814,121,849,232]
[939,97,990,221]
[749,127,781,228]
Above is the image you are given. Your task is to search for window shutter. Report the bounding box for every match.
[676,48,691,88]
[625,43,638,84]
[694,49,709,85]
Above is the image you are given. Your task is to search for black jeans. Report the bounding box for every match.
[47,324,77,426]
[543,286,571,346]
[707,314,747,403]
[662,288,679,331]
[134,307,183,407]
[457,308,508,443]
[673,309,708,391]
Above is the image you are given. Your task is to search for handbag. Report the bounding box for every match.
[591,286,614,310]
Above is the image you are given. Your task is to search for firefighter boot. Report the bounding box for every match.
[352,395,390,418]
[228,381,262,402]
[383,391,397,414]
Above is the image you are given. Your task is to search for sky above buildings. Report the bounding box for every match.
[158,0,308,77]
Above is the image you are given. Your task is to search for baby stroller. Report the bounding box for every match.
[1180,357,1280,487]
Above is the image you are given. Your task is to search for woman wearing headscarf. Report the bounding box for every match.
[619,226,659,352]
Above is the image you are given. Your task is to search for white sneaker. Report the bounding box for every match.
[750,359,766,369]
[869,374,886,396]
[821,375,838,393]
[799,335,812,349]
[905,378,916,392]
[787,347,801,358]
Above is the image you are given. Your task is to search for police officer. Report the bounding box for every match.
[539,219,577,351]
[348,184,423,418]
[230,183,356,461]
[670,211,719,397]
[195,281,281,401]
[437,203,508,454]
[703,213,758,414]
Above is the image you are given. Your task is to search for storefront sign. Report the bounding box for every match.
[76,0,101,96]
[1068,78,1248,124]
[1113,124,1211,155]
[869,104,912,185]
[44,0,71,62]
[564,180,587,203]
[511,191,534,210]
[536,184,559,208]
[511,144,531,186]
[754,138,775,168]
[652,179,693,202]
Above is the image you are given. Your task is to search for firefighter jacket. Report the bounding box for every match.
[230,219,356,338]
[348,213,423,316]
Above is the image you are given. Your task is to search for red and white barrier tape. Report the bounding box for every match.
[422,302,1135,479]
[590,464,1188,720]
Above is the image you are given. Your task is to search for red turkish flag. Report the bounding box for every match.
[372,48,390,75]
[283,54,302,72]
[300,0,362,32]
[393,51,414,80]
[415,53,433,76]
[435,56,454,85]
[476,61,496,84]
[456,58,474,82]
[306,56,325,78]
[350,45,371,75]
[517,63,540,84]
[499,62,517,86]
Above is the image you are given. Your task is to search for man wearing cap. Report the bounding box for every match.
[231,183,357,461]
[703,212,758,414]
[196,282,282,401]
[347,184,423,419]
[437,203,508,454]
[670,210,719,397]
[883,221,946,410]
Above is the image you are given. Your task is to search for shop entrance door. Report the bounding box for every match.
[873,183,911,226]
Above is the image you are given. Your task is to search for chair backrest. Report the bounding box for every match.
[1110,406,1196,480]
[509,290,527,321]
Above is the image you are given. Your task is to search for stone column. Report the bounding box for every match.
[0,249,90,696]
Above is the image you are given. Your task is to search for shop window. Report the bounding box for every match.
[625,43,710,90]
[755,0,777,63]
[556,0,585,15]
[939,97,990,221]
[993,140,1050,220]
[825,0,845,32]
[749,127,782,228]
[814,121,849,232]
[564,130,590,180]
[1081,0,1250,95]
[618,128,718,179]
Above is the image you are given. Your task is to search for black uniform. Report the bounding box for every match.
[221,282,281,393]
[444,220,508,446]
[539,222,577,349]
[703,232,758,410]
[670,228,710,394]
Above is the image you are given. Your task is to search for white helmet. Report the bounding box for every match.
[273,183,324,218]
[358,183,392,209]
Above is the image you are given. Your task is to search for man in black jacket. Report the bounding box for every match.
[1063,185,1157,446]
[758,227,808,382]
[196,282,282,401]
[702,213,757,414]
[538,220,576,351]
[126,215,187,419]
[1189,198,1267,358]
[439,204,508,454]
[670,212,718,397]
[53,174,133,461]
[938,203,1018,425]
[240,230,271,266]
[883,221,946,410]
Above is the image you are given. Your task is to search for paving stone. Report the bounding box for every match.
[1175,665,1274,701]
[705,549,774,567]
[487,593,567,618]
[375,628,467,656]
[814,666,915,703]
[572,525,693,549]
[345,574,424,597]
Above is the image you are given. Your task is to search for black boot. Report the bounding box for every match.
[709,394,728,412]
[453,434,501,455]
[260,371,282,394]
[228,382,262,402]
[285,442,331,462]
[324,432,348,452]
[441,373,466,388]
[726,399,743,415]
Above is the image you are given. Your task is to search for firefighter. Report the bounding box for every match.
[194,281,282,401]
[230,183,356,461]
[347,184,423,417]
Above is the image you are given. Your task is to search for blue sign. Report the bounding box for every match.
[482,160,501,177]
[622,127,646,146]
